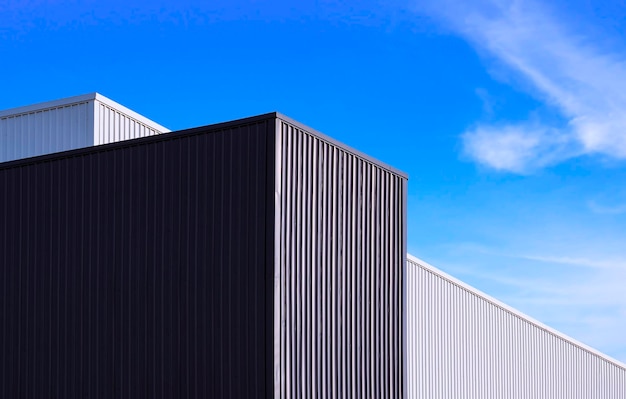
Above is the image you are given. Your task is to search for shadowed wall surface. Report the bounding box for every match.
[0,118,274,398]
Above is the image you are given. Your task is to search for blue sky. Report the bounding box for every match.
[2,0,625,362]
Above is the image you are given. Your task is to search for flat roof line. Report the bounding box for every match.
[0,93,98,117]
[276,112,408,179]
[93,93,170,132]
[0,110,406,181]
[0,92,170,133]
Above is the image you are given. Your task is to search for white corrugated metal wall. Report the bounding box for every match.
[93,99,162,145]
[0,101,93,163]
[0,94,169,163]
[406,255,626,398]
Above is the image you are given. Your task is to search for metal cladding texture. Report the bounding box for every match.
[0,119,275,398]
[406,257,626,399]
[0,97,167,163]
[275,119,407,399]
[0,101,93,163]
[93,100,163,145]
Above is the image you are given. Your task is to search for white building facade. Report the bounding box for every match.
[406,255,626,398]
[0,93,169,163]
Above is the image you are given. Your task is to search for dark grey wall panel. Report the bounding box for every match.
[0,111,408,398]
[275,119,407,399]
[0,118,275,398]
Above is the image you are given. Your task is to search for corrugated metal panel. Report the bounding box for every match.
[275,118,407,399]
[0,101,93,163]
[93,99,163,145]
[406,256,626,398]
[0,93,170,163]
[0,117,275,398]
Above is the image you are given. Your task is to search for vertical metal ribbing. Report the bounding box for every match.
[356,158,364,399]
[406,257,626,398]
[277,120,405,398]
[274,120,283,399]
[368,163,376,398]
[97,103,164,145]
[308,139,314,397]
[367,164,374,398]
[295,127,303,399]
[285,126,293,399]
[303,133,311,399]
[330,146,338,399]
[348,155,356,399]
[339,151,346,399]
[322,142,329,395]
[375,167,382,399]
[0,102,93,162]
[1,119,273,398]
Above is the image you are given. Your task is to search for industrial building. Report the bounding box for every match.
[406,255,626,398]
[0,94,624,398]
[0,93,169,163]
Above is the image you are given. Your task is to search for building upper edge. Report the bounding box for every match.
[0,93,98,118]
[0,92,170,133]
[93,93,170,133]
[0,110,407,182]
[276,112,408,180]
[0,112,276,170]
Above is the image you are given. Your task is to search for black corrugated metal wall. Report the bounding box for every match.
[0,112,407,398]
[0,118,275,398]
[275,119,406,398]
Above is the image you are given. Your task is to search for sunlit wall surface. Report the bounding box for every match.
[275,118,407,398]
[406,255,626,399]
[0,93,169,163]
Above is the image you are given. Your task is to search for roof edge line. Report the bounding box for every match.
[93,93,171,132]
[407,253,626,371]
[0,93,98,118]
[275,112,408,179]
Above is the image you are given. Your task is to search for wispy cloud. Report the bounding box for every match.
[587,200,626,215]
[519,254,626,270]
[432,243,626,360]
[417,0,626,172]
[441,241,626,270]
[462,122,572,173]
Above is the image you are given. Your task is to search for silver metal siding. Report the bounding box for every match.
[406,257,626,398]
[93,100,162,145]
[276,120,406,398]
[0,102,93,163]
[0,96,168,164]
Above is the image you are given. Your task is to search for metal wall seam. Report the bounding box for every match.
[406,257,626,398]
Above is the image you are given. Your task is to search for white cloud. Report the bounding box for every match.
[418,0,626,172]
[462,123,570,173]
